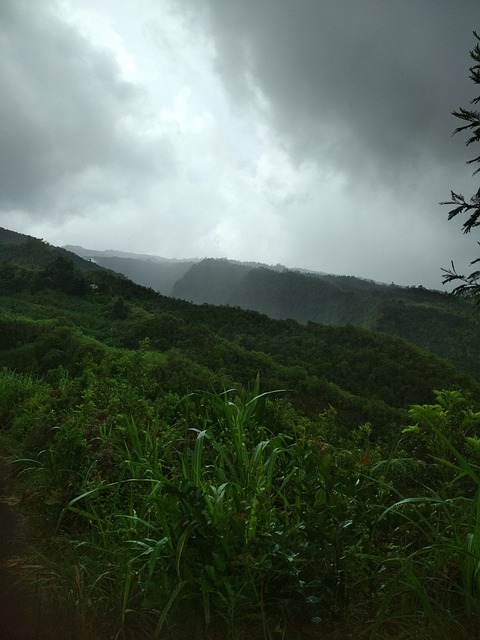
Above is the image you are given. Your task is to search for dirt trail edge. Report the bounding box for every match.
[0,456,56,640]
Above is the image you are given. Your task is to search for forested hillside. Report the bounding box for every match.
[2,229,480,639]
[65,247,480,381]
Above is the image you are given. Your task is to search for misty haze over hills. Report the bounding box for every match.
[63,243,480,381]
[2,227,477,382]
[65,245,394,298]
[64,245,199,294]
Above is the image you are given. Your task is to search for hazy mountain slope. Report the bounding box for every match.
[81,255,194,295]
[64,246,181,262]
[15,234,480,381]
[172,258,254,304]
[170,258,480,380]
[229,268,361,324]
[64,245,197,295]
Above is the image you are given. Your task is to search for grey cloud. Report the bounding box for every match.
[0,0,173,216]
[182,0,478,187]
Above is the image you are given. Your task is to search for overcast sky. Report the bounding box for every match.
[1,0,478,288]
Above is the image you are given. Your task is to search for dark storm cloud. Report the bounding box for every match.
[0,0,173,216]
[183,0,478,187]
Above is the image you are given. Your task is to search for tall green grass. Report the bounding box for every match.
[13,380,480,639]
[368,391,480,639]
[21,382,369,638]
[0,368,50,449]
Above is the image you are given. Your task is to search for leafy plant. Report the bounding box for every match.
[371,390,480,639]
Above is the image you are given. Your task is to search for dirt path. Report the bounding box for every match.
[0,456,49,640]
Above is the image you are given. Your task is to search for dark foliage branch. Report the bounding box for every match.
[442,31,480,294]
[441,254,480,299]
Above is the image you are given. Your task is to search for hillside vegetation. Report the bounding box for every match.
[2,229,480,639]
[65,246,480,380]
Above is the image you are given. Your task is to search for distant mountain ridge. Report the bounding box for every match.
[63,247,480,381]
[63,248,289,296]
[63,245,203,294]
[64,245,387,297]
[1,232,475,381]
[63,245,197,264]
